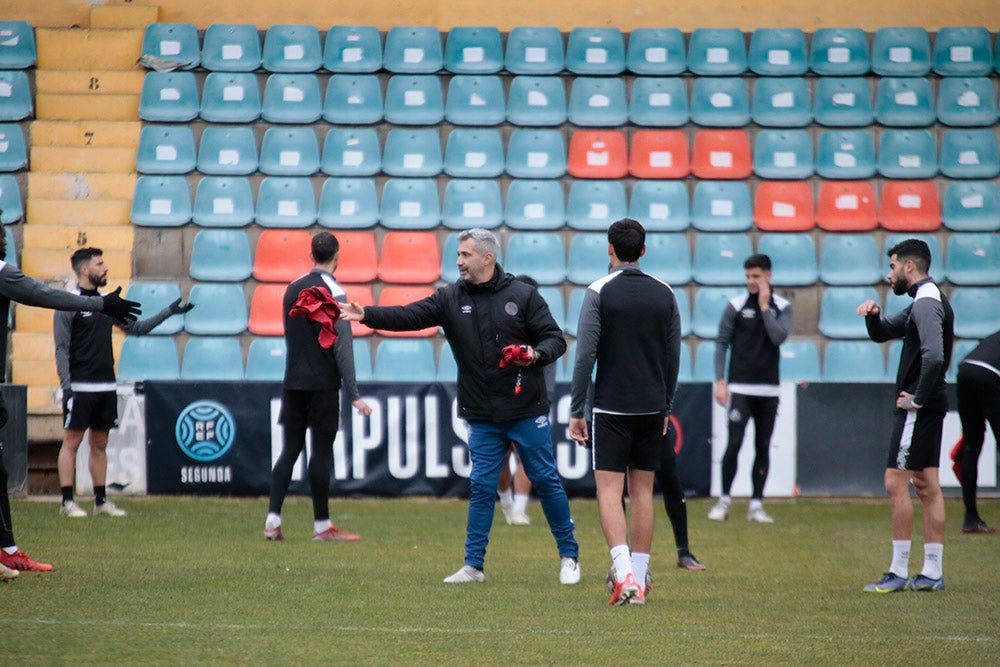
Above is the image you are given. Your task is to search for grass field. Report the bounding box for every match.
[2,495,998,666]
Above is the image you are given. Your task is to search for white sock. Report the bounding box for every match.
[498,488,513,507]
[890,539,911,578]
[265,513,281,529]
[513,493,529,514]
[720,494,732,506]
[314,519,331,534]
[631,552,650,589]
[2,546,16,555]
[921,543,943,579]
[610,544,632,581]
[748,498,763,512]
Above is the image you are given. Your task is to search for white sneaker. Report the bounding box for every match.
[747,507,774,523]
[510,510,531,526]
[0,562,18,582]
[560,557,581,584]
[500,501,515,525]
[59,501,87,518]
[443,564,486,583]
[94,501,128,517]
[707,500,730,521]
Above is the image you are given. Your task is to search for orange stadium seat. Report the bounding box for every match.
[376,286,438,337]
[628,130,690,179]
[878,181,941,232]
[334,231,378,283]
[816,181,877,231]
[566,130,628,179]
[753,181,815,231]
[377,231,441,284]
[690,129,752,179]
[248,283,287,336]
[342,284,374,337]
[252,229,313,283]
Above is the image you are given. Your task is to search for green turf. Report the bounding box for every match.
[2,496,998,665]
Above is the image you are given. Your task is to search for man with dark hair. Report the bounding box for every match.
[708,253,792,524]
[857,238,954,593]
[56,247,192,518]
[569,218,681,605]
[265,231,371,542]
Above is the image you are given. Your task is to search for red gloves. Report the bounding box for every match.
[499,344,533,368]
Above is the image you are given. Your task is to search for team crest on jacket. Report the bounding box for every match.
[505,302,518,316]
[740,308,756,319]
[461,305,472,314]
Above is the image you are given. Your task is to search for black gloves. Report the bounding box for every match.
[168,298,195,315]
[100,287,141,322]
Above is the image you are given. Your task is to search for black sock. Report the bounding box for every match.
[61,486,74,504]
[94,486,106,506]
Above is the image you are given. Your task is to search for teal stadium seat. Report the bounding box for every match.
[141,23,199,69]
[936,77,998,127]
[444,27,503,74]
[2,220,15,259]
[751,77,811,127]
[130,175,191,227]
[201,24,261,71]
[753,129,814,180]
[881,233,942,278]
[436,341,458,381]
[0,175,22,223]
[373,339,437,382]
[384,75,444,125]
[942,181,1000,231]
[135,125,196,175]
[536,287,565,332]
[566,180,627,231]
[0,123,26,172]
[628,77,688,127]
[815,129,876,180]
[933,26,993,76]
[352,339,373,382]
[117,337,180,381]
[564,287,584,336]
[184,285,249,336]
[568,77,628,127]
[0,21,37,69]
[758,233,818,287]
[819,234,882,285]
[259,127,320,177]
[692,233,753,285]
[692,341,718,382]
[197,126,258,175]
[642,233,692,286]
[245,337,287,381]
[565,27,625,75]
[379,178,440,229]
[317,177,378,229]
[192,177,254,227]
[674,288,691,338]
[444,128,504,178]
[688,28,748,76]
[504,179,565,230]
[124,282,184,334]
[181,337,244,380]
[445,75,506,125]
[506,76,567,126]
[945,233,1000,285]
[382,128,442,177]
[877,129,938,179]
[822,341,888,382]
[950,288,1000,338]
[254,177,318,228]
[504,27,564,75]
[874,77,935,127]
[812,77,873,127]
[189,229,252,281]
[628,181,690,232]
[567,233,611,285]
[819,287,879,338]
[871,27,931,76]
[505,129,566,178]
[262,24,322,72]
[138,71,197,122]
[940,129,1000,179]
[199,72,261,123]
[677,340,693,383]
[626,28,685,75]
[749,28,808,76]
[779,340,821,382]
[503,232,566,285]
[690,77,750,127]
[383,26,443,74]
[322,74,383,124]
[442,179,502,229]
[323,26,382,73]
[692,287,745,339]
[809,28,870,76]
[691,181,752,232]
[320,128,380,177]
[948,339,981,382]
[261,73,322,124]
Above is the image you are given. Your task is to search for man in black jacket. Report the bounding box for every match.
[342,228,580,585]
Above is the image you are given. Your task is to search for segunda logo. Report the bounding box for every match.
[175,400,236,462]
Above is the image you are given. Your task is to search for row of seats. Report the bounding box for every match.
[131,173,1000,233]
[137,125,1000,183]
[138,70,1000,128]
[140,24,1000,77]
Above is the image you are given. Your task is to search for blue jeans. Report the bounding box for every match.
[464,415,578,570]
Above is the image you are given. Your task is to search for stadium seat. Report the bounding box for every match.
[945,233,1000,285]
[334,231,378,283]
[749,28,808,76]
[876,129,939,179]
[505,129,567,178]
[881,233,942,279]
[565,27,625,75]
[871,27,932,76]
[138,71,198,122]
[320,128,381,177]
[628,180,690,232]
[322,74,383,124]
[262,24,322,72]
[883,288,912,317]
[822,341,888,382]
[442,179,502,229]
[440,232,471,283]
[933,26,993,76]
[688,28,748,76]
[751,77,811,127]
[375,286,438,337]
[504,179,565,230]
[253,229,313,283]
[676,340,693,383]
[626,28,686,75]
[642,233,692,286]
[758,233,818,286]
[690,129,751,180]
[141,22,199,70]
[384,74,445,125]
[691,181,752,232]
[117,337,181,381]
[259,127,320,176]
[0,175,20,224]
[566,180,627,230]
[197,126,258,175]
[878,181,941,231]
[812,77,873,127]
[536,287,566,332]
[504,27,564,75]
[809,27,870,76]
[323,26,382,73]
[752,129,813,180]
[379,178,440,229]
[692,233,754,285]
[692,340,718,382]
[628,77,689,127]
[192,176,254,227]
[506,76,567,126]
[444,27,503,74]
[436,341,458,381]
[816,180,877,231]
[752,181,815,232]
[317,177,379,229]
[818,286,879,338]
[503,232,566,285]
[939,129,1000,179]
[0,21,36,69]
[382,128,443,177]
[248,283,286,336]
[181,337,245,380]
[130,175,191,227]
[352,338,373,380]
[692,287,745,339]
[567,130,628,179]
[343,285,375,337]
[373,339,437,380]
[199,72,261,123]
[262,73,322,123]
[377,231,441,284]
[0,123,24,173]
[689,77,750,127]
[135,125,195,175]
[874,77,935,127]
[628,130,689,179]
[443,128,504,178]
[674,289,692,338]
[819,234,882,285]
[950,288,1000,338]
[567,233,611,286]
[564,287,585,337]
[124,282,184,335]
[245,337,287,381]
[815,130,877,180]
[942,180,1000,231]
[254,177,318,228]
[948,339,981,382]
[383,26,443,73]
[189,229,252,281]
[445,75,505,126]
[184,284,249,336]
[779,339,821,382]
[201,24,262,72]
[936,77,998,127]
[567,77,628,127]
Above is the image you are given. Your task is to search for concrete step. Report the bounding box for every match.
[35,70,145,96]
[35,93,141,121]
[90,4,160,29]
[26,197,132,226]
[36,28,144,71]
[28,172,137,201]
[30,120,141,148]
[21,248,133,280]
[30,145,136,173]
[23,224,134,251]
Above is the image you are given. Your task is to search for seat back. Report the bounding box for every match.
[259,127,320,176]
[323,26,382,73]
[248,284,287,336]
[199,72,261,123]
[874,77,935,127]
[950,287,1000,338]
[505,129,566,178]
[382,128,443,177]
[946,233,1000,285]
[876,129,939,179]
[565,27,625,75]
[201,23,261,71]
[445,75,506,125]
[567,130,628,179]
[253,229,313,283]
[628,130,690,179]
[933,26,993,76]
[642,233,692,285]
[254,177,318,228]
[442,179,502,229]
[261,73,322,123]
[376,286,438,337]
[504,27,564,75]
[779,339,821,381]
[749,28,808,75]
[757,233,818,286]
[809,28,870,76]
[691,129,752,179]
[692,233,754,285]
[815,129,876,179]
[262,24,322,72]
[138,71,198,122]
[383,26,443,73]
[322,74,383,124]
[567,233,611,285]
[192,177,254,227]
[0,20,37,69]
[379,178,440,229]
[136,125,196,175]
[130,175,192,227]
[871,27,931,76]
[320,128,381,176]
[942,180,1000,231]
[750,77,812,127]
[245,337,287,381]
[333,231,378,283]
[197,126,258,175]
[878,180,941,232]
[940,129,1000,179]
[117,337,180,381]
[936,77,999,127]
[626,28,685,75]
[181,337,245,380]
[688,28,748,75]
[816,180,877,231]
[812,77,873,127]
[752,181,815,232]
[823,341,889,382]
[691,181,752,232]
[443,128,504,178]
[503,233,566,285]
[184,284,249,335]
[628,76,688,127]
[384,74,445,125]
[752,129,813,180]
[819,234,881,285]
[124,282,184,334]
[628,180,690,232]
[818,287,879,338]
[142,23,200,68]
[692,287,746,339]
[567,77,628,127]
[566,180,627,230]
[373,339,437,380]
[444,27,503,74]
[0,122,27,172]
[190,229,252,281]
[506,75,567,126]
[690,77,750,127]
[317,177,378,229]
[377,231,441,284]
[504,179,565,230]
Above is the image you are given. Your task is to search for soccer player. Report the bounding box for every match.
[708,254,792,523]
[858,238,953,593]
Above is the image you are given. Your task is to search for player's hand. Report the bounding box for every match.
[568,417,590,447]
[757,280,772,311]
[169,298,195,314]
[352,398,373,416]
[714,379,729,407]
[511,345,536,367]
[856,300,881,317]
[340,301,366,321]
[896,392,919,411]
[101,286,141,322]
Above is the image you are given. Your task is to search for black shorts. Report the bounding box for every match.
[279,388,341,433]
[592,411,666,473]
[63,391,118,431]
[888,408,944,471]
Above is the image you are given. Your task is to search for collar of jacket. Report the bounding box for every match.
[459,265,511,294]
